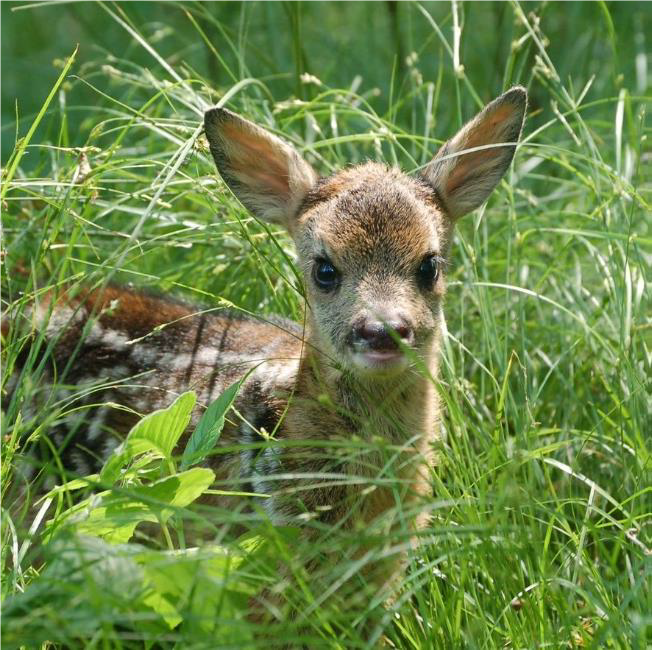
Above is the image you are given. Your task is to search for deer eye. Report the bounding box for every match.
[417,254,439,289]
[313,258,340,291]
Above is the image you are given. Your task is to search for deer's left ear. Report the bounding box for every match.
[421,87,527,220]
[204,107,318,229]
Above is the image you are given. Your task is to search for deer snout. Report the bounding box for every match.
[351,317,415,352]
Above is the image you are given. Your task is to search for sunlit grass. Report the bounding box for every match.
[1,1,650,648]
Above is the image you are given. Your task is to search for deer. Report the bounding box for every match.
[7,87,527,613]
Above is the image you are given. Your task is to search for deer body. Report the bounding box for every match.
[31,279,437,530]
[16,88,526,581]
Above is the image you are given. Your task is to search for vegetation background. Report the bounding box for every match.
[1,1,650,648]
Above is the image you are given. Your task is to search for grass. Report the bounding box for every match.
[1,1,650,648]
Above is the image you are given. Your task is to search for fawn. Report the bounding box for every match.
[11,87,526,590]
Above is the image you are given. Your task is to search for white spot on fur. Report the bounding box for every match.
[102,436,120,459]
[254,358,300,392]
[86,406,108,442]
[237,414,285,525]
[100,329,130,351]
[71,451,91,476]
[130,346,163,367]
[110,365,130,378]
[61,317,130,353]
[31,304,83,338]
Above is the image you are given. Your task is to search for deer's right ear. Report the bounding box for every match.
[204,108,318,229]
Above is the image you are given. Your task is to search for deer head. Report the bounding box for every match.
[205,88,527,378]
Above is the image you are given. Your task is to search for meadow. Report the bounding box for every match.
[1,2,650,648]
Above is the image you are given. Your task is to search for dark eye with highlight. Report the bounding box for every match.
[313,258,340,292]
[417,254,440,289]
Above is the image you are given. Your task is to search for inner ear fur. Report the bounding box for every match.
[421,86,527,220]
[204,107,318,228]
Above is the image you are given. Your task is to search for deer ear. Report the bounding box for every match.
[421,87,527,220]
[204,108,318,228]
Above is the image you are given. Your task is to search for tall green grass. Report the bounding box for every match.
[1,2,650,648]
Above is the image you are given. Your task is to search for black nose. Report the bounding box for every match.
[352,319,414,351]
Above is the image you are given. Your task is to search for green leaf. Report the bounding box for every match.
[130,467,215,520]
[100,391,196,483]
[63,494,155,544]
[180,375,250,469]
[41,474,100,500]
[126,391,197,460]
[142,588,183,630]
[139,545,251,634]
[56,468,215,544]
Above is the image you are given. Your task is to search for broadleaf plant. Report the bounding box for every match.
[45,391,217,545]
[100,390,196,483]
[180,371,252,470]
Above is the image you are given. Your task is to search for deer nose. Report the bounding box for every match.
[351,319,414,351]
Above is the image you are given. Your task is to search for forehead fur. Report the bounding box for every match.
[297,163,445,267]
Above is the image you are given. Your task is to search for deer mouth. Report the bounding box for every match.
[349,348,409,375]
